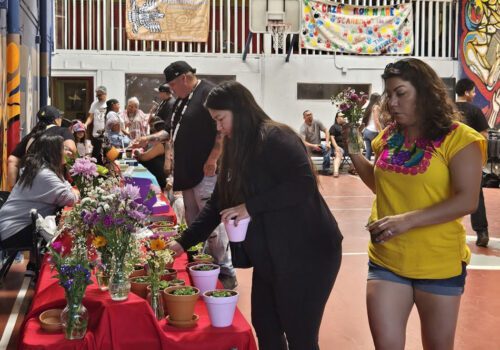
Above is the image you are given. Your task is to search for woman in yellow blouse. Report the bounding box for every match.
[347,58,486,350]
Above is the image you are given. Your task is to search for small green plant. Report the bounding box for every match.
[177,222,188,234]
[169,279,184,285]
[170,286,197,296]
[187,243,203,252]
[209,290,234,298]
[131,276,149,283]
[194,253,212,260]
[192,264,218,271]
[159,280,170,290]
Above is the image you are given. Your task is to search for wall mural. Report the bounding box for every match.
[459,0,500,128]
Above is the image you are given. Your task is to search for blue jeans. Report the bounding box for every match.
[363,129,379,161]
[312,144,331,170]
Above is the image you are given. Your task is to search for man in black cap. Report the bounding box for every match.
[133,61,237,289]
[7,106,76,188]
[154,83,175,132]
[455,78,491,247]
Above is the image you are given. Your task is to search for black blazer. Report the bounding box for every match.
[177,126,343,277]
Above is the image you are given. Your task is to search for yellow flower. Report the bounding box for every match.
[150,238,166,251]
[93,236,107,248]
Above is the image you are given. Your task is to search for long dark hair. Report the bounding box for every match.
[361,93,381,126]
[381,58,459,140]
[105,99,119,118]
[205,81,313,208]
[18,135,65,189]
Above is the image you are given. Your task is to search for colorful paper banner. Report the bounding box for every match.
[126,0,209,43]
[301,0,413,54]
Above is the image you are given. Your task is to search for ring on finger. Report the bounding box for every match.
[386,229,393,236]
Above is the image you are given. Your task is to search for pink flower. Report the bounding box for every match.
[51,241,64,254]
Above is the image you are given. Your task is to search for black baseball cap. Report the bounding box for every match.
[163,61,196,83]
[37,106,62,123]
[155,83,172,93]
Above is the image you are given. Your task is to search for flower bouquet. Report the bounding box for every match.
[79,183,150,301]
[49,236,92,340]
[68,157,108,198]
[332,88,368,154]
[142,235,173,319]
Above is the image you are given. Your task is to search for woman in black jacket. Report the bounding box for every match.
[169,81,343,350]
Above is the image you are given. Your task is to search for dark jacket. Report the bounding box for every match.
[177,126,343,277]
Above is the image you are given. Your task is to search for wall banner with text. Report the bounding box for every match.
[301,0,413,54]
[126,0,209,42]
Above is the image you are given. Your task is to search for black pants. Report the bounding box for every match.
[251,250,342,350]
[471,186,488,233]
[1,224,33,250]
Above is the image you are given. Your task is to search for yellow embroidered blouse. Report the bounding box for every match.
[368,122,487,279]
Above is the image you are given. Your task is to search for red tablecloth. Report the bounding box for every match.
[19,254,257,350]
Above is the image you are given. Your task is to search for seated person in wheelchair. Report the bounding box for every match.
[0,135,79,274]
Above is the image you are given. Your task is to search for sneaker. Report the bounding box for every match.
[476,231,489,247]
[318,169,333,176]
[14,251,24,264]
[219,274,238,290]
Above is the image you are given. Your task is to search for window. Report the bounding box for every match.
[297,83,372,100]
[125,74,236,113]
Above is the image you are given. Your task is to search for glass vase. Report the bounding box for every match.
[109,260,130,301]
[61,301,89,340]
[96,264,110,291]
[148,286,164,320]
[347,123,364,155]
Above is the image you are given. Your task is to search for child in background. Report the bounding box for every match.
[72,121,93,157]
[106,112,131,148]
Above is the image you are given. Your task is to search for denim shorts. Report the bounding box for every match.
[367,261,467,296]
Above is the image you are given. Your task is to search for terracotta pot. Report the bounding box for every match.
[39,309,63,333]
[129,276,149,299]
[160,268,177,281]
[129,267,146,278]
[163,286,199,322]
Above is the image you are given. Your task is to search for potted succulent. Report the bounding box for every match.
[163,286,200,326]
[160,268,177,281]
[188,263,220,294]
[193,253,214,264]
[186,242,204,263]
[203,289,239,327]
[129,276,149,299]
[129,264,146,278]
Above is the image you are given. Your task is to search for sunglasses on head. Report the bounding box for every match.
[383,60,410,76]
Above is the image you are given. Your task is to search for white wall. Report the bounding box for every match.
[52,52,459,132]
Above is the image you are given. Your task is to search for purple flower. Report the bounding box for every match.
[120,184,141,201]
[70,158,98,179]
[115,218,126,225]
[103,215,114,228]
[128,209,146,221]
[51,241,64,254]
[350,93,359,102]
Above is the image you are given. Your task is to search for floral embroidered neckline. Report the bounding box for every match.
[376,122,458,175]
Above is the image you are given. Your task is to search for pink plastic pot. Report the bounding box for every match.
[203,290,239,327]
[224,218,250,242]
[188,264,220,295]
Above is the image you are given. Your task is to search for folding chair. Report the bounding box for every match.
[0,209,43,283]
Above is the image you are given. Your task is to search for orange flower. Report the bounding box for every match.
[150,238,166,251]
[92,236,107,248]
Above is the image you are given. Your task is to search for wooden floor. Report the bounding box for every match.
[1,171,499,349]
